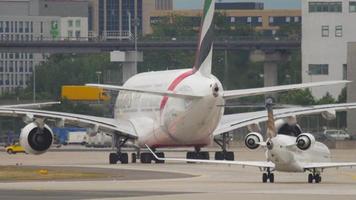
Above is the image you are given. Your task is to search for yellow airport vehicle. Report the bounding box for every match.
[61,86,110,101]
[5,143,26,154]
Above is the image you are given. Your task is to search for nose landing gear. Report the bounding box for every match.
[262,168,274,183]
[308,168,322,183]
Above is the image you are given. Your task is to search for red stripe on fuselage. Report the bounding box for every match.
[159,70,194,112]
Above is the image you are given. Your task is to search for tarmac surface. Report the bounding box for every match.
[1,148,356,200]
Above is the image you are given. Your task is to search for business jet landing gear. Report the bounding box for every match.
[186,147,210,160]
[140,148,165,164]
[109,134,129,164]
[308,169,322,183]
[214,133,235,161]
[262,168,274,183]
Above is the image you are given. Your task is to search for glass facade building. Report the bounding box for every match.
[98,0,143,34]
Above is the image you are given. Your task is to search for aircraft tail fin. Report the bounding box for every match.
[193,0,215,76]
[265,98,277,139]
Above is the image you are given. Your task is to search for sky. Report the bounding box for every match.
[174,0,301,9]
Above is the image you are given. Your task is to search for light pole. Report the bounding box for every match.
[33,65,36,103]
[127,10,131,38]
[96,71,102,84]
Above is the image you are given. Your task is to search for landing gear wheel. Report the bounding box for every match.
[225,152,234,161]
[308,174,313,183]
[269,173,274,183]
[262,173,268,183]
[7,149,13,154]
[199,151,210,160]
[315,174,321,183]
[214,152,224,160]
[154,152,165,163]
[131,153,137,163]
[120,153,129,164]
[214,151,234,160]
[140,152,152,164]
[186,152,196,163]
[109,153,118,164]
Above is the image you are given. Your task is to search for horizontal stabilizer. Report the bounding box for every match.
[86,84,203,99]
[223,80,350,100]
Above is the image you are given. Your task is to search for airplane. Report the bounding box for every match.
[146,98,356,184]
[0,0,352,165]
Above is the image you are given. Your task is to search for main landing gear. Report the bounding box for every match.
[214,133,235,161]
[109,134,130,164]
[262,168,274,183]
[186,147,210,160]
[140,149,165,164]
[308,169,322,183]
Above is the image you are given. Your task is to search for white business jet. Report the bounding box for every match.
[0,0,353,165]
[147,98,356,183]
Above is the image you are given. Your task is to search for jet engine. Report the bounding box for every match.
[296,133,315,151]
[19,122,54,155]
[245,132,263,150]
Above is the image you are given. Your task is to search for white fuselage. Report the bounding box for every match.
[114,69,224,148]
[266,135,331,172]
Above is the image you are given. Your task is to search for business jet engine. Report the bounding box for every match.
[245,132,264,150]
[19,122,54,155]
[296,133,315,151]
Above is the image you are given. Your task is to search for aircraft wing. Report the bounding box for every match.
[214,103,356,136]
[0,107,137,139]
[0,102,61,109]
[223,81,349,100]
[146,145,274,169]
[302,162,356,170]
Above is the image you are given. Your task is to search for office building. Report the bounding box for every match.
[302,0,356,98]
[146,4,301,35]
[347,42,356,134]
[88,0,173,39]
[155,0,173,10]
[0,0,88,94]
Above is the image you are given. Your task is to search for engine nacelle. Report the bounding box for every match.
[296,133,315,151]
[19,122,54,155]
[245,132,263,150]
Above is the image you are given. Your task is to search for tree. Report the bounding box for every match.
[338,87,347,103]
[24,54,115,100]
[279,89,316,105]
[317,92,336,105]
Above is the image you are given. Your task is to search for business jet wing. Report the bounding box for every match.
[214,103,356,135]
[223,81,349,100]
[86,84,203,99]
[0,107,137,139]
[146,145,274,169]
[302,162,356,170]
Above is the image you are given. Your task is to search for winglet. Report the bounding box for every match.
[145,144,164,161]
